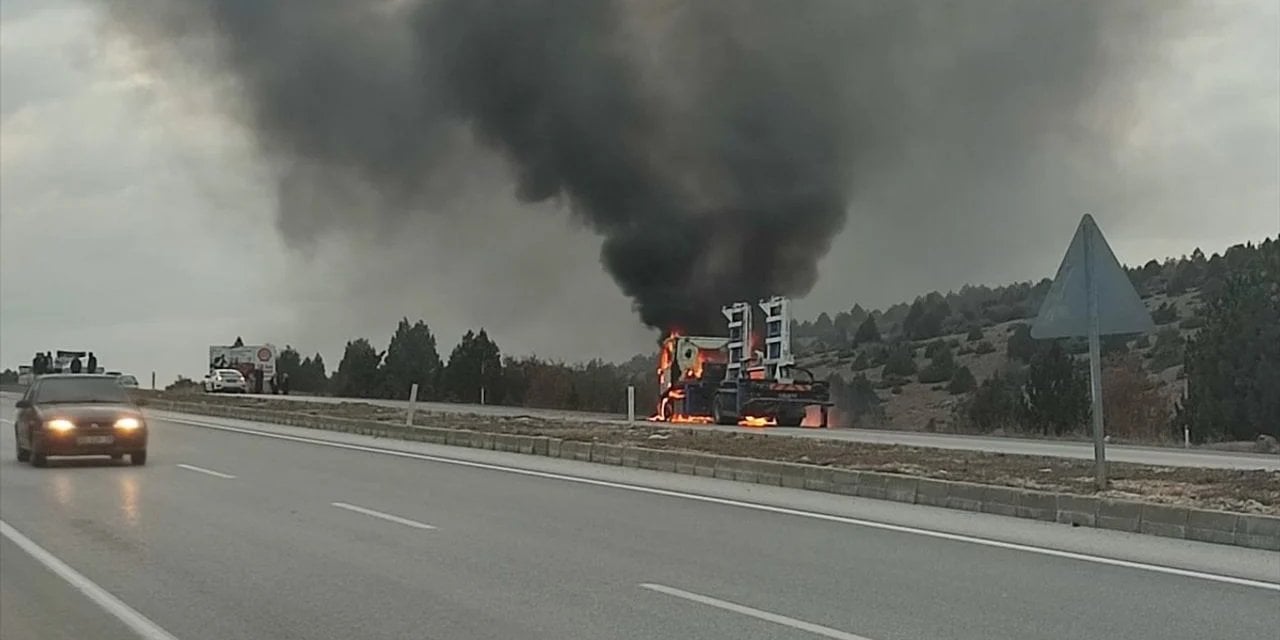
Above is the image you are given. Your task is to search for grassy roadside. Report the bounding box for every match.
[146,390,1280,515]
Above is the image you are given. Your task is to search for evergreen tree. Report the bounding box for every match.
[1179,258,1280,442]
[276,345,303,385]
[1023,342,1091,436]
[380,318,443,400]
[882,344,918,377]
[959,371,1023,432]
[443,329,503,403]
[1006,323,1036,363]
[947,366,976,395]
[918,343,956,384]
[853,315,881,344]
[332,339,383,398]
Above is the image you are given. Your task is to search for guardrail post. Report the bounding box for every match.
[627,385,635,423]
[405,383,419,427]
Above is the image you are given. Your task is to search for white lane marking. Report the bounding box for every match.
[162,415,1280,592]
[331,502,436,530]
[175,463,236,479]
[641,583,874,640]
[0,519,181,640]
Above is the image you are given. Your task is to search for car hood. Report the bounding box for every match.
[36,404,142,422]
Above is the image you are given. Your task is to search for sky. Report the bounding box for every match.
[1,0,1277,385]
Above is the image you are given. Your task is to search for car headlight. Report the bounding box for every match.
[115,417,141,430]
[46,419,76,432]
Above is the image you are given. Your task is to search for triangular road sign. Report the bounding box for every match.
[1031,214,1154,339]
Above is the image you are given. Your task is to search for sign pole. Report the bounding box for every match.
[1084,217,1107,489]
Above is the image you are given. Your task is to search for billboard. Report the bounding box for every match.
[208,344,277,379]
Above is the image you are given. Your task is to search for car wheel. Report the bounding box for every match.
[31,452,48,468]
[14,426,30,461]
[131,450,147,466]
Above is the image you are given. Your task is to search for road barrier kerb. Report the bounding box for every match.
[151,400,1280,551]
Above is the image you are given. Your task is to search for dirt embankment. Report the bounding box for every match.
[147,391,1280,515]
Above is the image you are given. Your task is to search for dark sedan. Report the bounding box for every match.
[13,374,148,467]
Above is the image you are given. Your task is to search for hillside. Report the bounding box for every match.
[791,237,1278,444]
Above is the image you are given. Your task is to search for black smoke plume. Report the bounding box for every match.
[96,0,1172,334]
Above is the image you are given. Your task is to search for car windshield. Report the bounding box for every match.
[34,377,131,404]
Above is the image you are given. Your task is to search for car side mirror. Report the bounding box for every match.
[15,399,31,409]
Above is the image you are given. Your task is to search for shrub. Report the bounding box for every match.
[875,374,911,389]
[948,366,977,394]
[882,345,918,377]
[966,326,984,342]
[924,339,948,359]
[918,344,956,384]
[956,371,1023,433]
[1023,342,1091,436]
[1102,354,1173,442]
[1151,302,1179,325]
[1006,323,1035,363]
[974,340,997,355]
[1148,327,1184,371]
[1178,315,1206,330]
[850,352,871,372]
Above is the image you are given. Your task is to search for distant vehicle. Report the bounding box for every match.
[653,296,832,427]
[12,374,148,467]
[203,368,247,393]
[209,343,277,394]
[116,374,140,388]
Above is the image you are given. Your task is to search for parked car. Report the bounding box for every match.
[116,374,140,388]
[203,369,247,393]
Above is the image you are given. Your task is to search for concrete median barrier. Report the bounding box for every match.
[148,400,1280,551]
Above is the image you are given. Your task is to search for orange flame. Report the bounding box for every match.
[739,415,776,427]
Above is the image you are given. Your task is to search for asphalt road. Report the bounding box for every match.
[234,392,1280,470]
[1,404,1277,640]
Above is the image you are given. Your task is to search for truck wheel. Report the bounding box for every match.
[31,452,48,468]
[713,401,737,426]
[777,411,804,428]
[131,450,148,466]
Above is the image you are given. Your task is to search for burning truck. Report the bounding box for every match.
[653,296,832,427]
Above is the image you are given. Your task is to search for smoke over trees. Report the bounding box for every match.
[96,0,1181,333]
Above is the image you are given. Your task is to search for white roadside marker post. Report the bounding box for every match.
[627,385,636,423]
[405,383,419,427]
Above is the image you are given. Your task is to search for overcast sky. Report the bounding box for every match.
[1,0,1277,385]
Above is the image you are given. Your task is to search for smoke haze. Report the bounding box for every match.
[96,0,1203,336]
